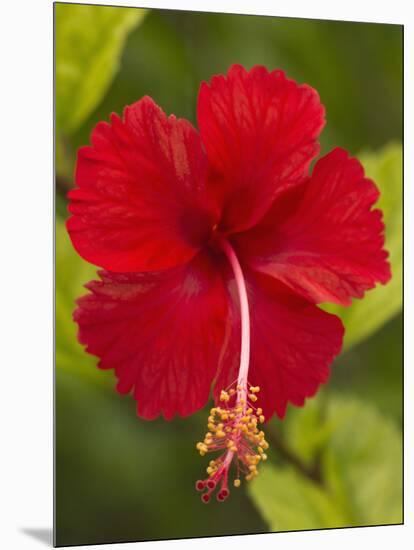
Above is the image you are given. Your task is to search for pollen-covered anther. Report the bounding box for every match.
[219,390,230,402]
[195,381,269,502]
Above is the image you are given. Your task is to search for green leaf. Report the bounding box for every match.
[282,392,334,466]
[55,4,146,135]
[248,465,347,531]
[323,143,402,348]
[249,395,402,531]
[322,398,402,526]
[56,219,102,381]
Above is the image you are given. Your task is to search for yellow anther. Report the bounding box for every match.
[196,383,268,490]
[220,390,230,402]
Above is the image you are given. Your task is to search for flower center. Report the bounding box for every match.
[195,239,269,503]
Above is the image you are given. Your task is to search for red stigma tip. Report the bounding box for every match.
[217,489,229,502]
[201,493,210,504]
[206,479,216,490]
[195,480,205,491]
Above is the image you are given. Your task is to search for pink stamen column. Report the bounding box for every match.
[219,238,251,406]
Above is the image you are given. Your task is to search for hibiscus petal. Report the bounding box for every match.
[197,64,325,233]
[235,148,391,305]
[67,96,218,273]
[74,252,228,420]
[214,271,344,419]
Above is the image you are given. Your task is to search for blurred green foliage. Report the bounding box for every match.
[55,4,402,546]
[250,395,402,531]
[55,221,98,381]
[55,4,146,135]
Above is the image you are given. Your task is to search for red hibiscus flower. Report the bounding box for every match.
[66,64,390,502]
